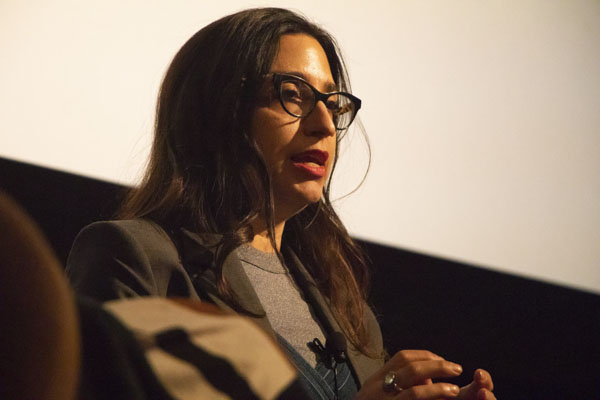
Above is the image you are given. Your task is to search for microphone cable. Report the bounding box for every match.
[311,332,347,400]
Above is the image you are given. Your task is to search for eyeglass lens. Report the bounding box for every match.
[279,78,356,130]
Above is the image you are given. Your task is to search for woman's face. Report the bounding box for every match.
[250,33,337,220]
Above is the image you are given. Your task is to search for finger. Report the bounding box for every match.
[397,359,463,388]
[399,382,460,400]
[477,388,496,400]
[474,369,494,391]
[457,370,494,400]
[396,349,445,362]
[413,377,432,387]
[388,349,446,371]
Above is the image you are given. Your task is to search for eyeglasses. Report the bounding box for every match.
[272,73,361,131]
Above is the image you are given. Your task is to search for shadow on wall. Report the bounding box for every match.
[1,156,599,400]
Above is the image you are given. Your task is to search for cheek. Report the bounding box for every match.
[325,139,337,173]
[250,110,286,170]
[256,137,282,170]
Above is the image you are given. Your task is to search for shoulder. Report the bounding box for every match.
[66,219,183,300]
[70,219,179,261]
[73,219,170,243]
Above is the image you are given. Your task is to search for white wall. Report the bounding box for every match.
[1,0,599,293]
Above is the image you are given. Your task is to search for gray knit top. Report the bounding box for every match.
[236,244,326,367]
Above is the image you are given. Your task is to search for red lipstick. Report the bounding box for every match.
[290,150,329,178]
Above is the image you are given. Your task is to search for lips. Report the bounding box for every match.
[290,150,329,166]
[290,149,329,178]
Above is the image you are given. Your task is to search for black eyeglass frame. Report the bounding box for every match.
[271,73,362,131]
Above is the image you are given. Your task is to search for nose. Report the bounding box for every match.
[303,100,336,138]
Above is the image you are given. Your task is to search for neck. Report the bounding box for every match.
[249,218,285,253]
[249,200,309,253]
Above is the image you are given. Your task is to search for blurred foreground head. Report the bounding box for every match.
[0,192,80,400]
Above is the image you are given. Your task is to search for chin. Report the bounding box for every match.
[306,192,323,204]
[294,183,325,205]
[291,191,322,208]
[275,185,324,219]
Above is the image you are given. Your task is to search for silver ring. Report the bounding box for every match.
[383,371,403,394]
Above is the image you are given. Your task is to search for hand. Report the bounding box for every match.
[457,369,495,400]
[355,350,464,399]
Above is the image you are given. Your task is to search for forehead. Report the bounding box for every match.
[270,34,336,92]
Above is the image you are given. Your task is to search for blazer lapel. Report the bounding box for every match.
[282,247,341,336]
[283,247,374,386]
[176,228,275,335]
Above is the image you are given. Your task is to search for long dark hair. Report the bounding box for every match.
[118,7,375,356]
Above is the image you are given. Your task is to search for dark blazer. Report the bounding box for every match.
[66,218,385,386]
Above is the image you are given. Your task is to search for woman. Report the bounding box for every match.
[67,8,495,399]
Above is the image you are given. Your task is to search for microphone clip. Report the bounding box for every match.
[310,332,347,369]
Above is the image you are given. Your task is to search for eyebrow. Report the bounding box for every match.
[274,70,338,92]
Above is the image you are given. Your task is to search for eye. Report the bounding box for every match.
[326,94,348,114]
[326,99,339,111]
[333,103,353,116]
[330,94,354,115]
[280,81,303,104]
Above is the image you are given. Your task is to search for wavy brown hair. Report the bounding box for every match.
[118,7,375,356]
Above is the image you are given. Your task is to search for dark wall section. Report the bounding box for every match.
[365,241,600,400]
[1,157,127,263]
[2,156,599,399]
